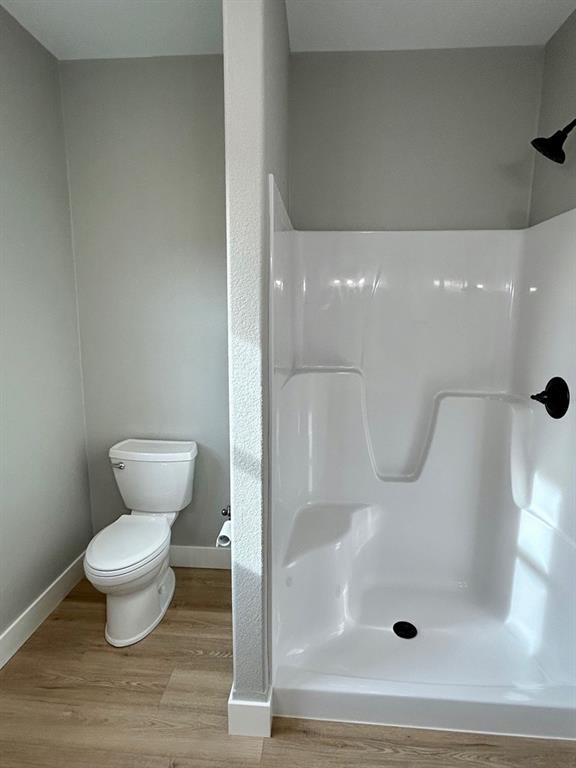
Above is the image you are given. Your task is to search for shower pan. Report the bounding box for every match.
[269,178,575,739]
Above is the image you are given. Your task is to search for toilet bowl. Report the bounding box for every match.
[84,439,197,647]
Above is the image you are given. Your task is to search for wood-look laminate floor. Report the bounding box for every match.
[0,568,573,767]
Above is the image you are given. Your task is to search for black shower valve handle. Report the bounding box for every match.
[530,377,570,419]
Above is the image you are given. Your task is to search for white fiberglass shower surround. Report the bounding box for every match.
[269,179,575,739]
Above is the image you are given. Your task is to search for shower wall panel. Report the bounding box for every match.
[293,231,522,476]
[509,210,576,688]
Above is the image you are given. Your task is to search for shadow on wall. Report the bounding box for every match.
[230,562,270,700]
[233,446,264,482]
[498,152,538,227]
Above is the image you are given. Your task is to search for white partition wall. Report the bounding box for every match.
[223,0,289,737]
[270,198,576,739]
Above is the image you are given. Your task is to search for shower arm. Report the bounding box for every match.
[559,118,576,136]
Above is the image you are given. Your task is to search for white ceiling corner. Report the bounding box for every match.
[286,0,576,53]
[1,0,223,60]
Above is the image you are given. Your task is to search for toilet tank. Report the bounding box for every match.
[109,439,197,513]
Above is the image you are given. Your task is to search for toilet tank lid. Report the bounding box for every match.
[109,439,197,463]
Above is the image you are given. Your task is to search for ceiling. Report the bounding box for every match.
[1,0,223,59]
[286,0,576,52]
[3,0,575,60]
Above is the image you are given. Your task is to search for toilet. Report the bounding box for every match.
[84,438,197,647]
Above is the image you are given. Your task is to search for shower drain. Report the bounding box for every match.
[393,621,418,639]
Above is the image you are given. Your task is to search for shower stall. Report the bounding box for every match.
[269,178,575,739]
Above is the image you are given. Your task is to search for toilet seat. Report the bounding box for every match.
[85,545,169,590]
[85,515,171,577]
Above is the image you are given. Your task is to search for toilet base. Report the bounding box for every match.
[105,565,175,647]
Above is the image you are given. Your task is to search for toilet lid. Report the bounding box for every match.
[86,515,170,573]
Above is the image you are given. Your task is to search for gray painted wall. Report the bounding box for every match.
[0,7,92,632]
[289,47,544,230]
[530,11,576,225]
[60,56,228,547]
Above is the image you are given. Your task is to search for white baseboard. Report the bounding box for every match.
[228,687,272,737]
[0,551,85,669]
[170,545,231,570]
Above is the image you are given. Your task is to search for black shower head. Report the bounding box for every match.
[531,131,567,164]
[531,118,576,165]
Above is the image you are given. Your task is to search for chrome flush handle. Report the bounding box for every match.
[111,462,125,470]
